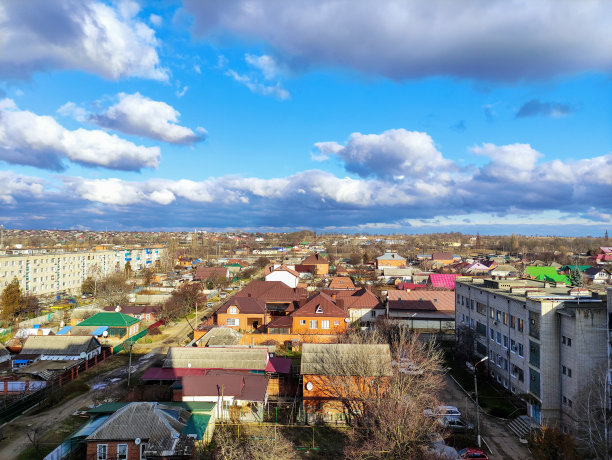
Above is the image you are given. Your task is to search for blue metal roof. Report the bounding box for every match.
[91,326,108,336]
[57,326,73,335]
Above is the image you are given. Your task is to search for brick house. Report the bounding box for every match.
[216,297,267,331]
[291,292,348,334]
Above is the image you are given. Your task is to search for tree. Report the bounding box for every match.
[124,261,133,278]
[95,273,131,308]
[531,426,578,460]
[317,324,445,458]
[570,267,584,287]
[160,283,206,321]
[81,276,96,296]
[1,278,23,320]
[348,253,362,265]
[253,257,270,269]
[21,295,40,316]
[207,425,298,460]
[140,267,155,286]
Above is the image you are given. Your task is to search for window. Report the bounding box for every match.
[496,310,501,322]
[490,308,495,319]
[300,320,306,325]
[470,300,474,310]
[309,320,318,329]
[503,313,508,325]
[518,343,524,357]
[489,327,495,340]
[322,320,330,329]
[228,306,237,314]
[562,365,567,375]
[510,315,515,329]
[334,320,340,326]
[518,319,524,332]
[503,335,508,348]
[496,331,501,344]
[140,443,148,460]
[97,444,108,460]
[117,444,128,460]
[470,318,474,329]
[562,335,566,344]
[226,318,238,326]
[568,368,572,378]
[567,337,572,347]
[371,310,376,318]
[315,305,323,314]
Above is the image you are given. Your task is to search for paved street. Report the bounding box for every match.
[440,374,533,460]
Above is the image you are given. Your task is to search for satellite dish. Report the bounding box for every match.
[79,352,87,359]
[60,321,65,328]
[135,438,141,445]
[187,363,192,368]
[102,331,108,338]
[115,305,121,312]
[305,382,313,391]
[344,318,350,323]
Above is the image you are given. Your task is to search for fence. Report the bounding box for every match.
[238,333,340,346]
[18,311,63,328]
[0,347,113,424]
[112,328,149,354]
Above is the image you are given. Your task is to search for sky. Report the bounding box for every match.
[0,0,611,236]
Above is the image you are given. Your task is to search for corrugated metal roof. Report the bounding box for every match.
[301,343,392,376]
[163,346,268,371]
[78,312,139,327]
[21,335,100,356]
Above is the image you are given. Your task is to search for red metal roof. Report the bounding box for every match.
[265,357,292,374]
[428,274,459,289]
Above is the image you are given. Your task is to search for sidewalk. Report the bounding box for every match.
[440,374,533,460]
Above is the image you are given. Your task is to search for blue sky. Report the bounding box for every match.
[0,0,610,235]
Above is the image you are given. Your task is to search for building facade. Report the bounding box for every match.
[0,246,165,297]
[455,278,607,432]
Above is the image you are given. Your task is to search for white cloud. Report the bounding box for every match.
[0,98,160,171]
[473,143,542,181]
[0,0,167,81]
[0,171,44,204]
[57,101,87,122]
[226,69,290,100]
[245,54,281,80]
[184,0,612,81]
[149,13,162,26]
[91,92,205,145]
[314,129,453,179]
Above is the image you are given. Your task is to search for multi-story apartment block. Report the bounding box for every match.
[456,278,607,432]
[0,246,165,297]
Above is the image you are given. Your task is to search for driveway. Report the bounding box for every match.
[440,374,533,460]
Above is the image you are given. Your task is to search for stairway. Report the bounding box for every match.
[507,415,534,440]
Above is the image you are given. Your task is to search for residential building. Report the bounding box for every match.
[375,252,406,269]
[264,265,300,288]
[431,252,455,265]
[584,266,610,284]
[291,293,348,334]
[326,288,384,323]
[455,278,607,432]
[327,276,355,290]
[383,290,455,334]
[300,253,329,276]
[76,312,140,339]
[216,297,267,331]
[0,246,164,297]
[18,335,101,361]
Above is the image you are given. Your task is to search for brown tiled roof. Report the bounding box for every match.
[291,292,348,318]
[236,280,307,302]
[182,371,268,402]
[194,266,228,280]
[388,300,437,311]
[386,290,454,311]
[328,277,355,290]
[432,252,453,260]
[324,288,382,310]
[267,316,292,329]
[302,253,328,265]
[217,297,266,315]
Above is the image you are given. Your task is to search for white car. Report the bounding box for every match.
[424,405,461,419]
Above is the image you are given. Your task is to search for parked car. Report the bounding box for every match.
[441,418,474,432]
[424,405,461,419]
[220,292,227,299]
[206,302,214,307]
[458,448,489,459]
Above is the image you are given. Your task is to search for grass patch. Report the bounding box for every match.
[280,425,348,458]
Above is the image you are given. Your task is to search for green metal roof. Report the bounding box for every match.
[78,312,139,327]
[88,401,217,415]
[561,265,591,272]
[182,413,213,440]
[525,266,570,284]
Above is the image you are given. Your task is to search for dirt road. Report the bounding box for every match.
[440,374,532,460]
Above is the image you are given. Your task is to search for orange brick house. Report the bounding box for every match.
[375,252,406,269]
[291,292,348,334]
[301,253,329,276]
[216,297,267,331]
[301,343,392,423]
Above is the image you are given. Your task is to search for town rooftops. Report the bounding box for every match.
[428,274,460,289]
[376,252,406,261]
[386,290,454,311]
[301,343,392,377]
[328,277,355,290]
[20,335,100,356]
[78,312,139,327]
[163,346,269,371]
[194,266,228,280]
[236,280,307,302]
[291,292,348,318]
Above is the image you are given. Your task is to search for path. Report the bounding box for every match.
[440,374,532,460]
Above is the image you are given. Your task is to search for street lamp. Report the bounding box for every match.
[468,356,489,448]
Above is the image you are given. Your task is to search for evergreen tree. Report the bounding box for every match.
[1,278,23,320]
[570,267,584,287]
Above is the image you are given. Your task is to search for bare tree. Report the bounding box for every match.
[205,425,298,460]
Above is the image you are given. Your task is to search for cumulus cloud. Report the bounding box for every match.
[90,92,205,145]
[473,142,542,181]
[183,0,612,81]
[57,101,87,122]
[0,171,45,204]
[313,129,453,180]
[0,0,168,81]
[516,99,573,118]
[0,98,160,171]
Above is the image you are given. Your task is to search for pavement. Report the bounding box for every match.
[440,374,533,460]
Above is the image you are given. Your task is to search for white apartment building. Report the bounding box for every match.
[456,278,607,432]
[0,246,165,297]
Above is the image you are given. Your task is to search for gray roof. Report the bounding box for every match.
[163,346,268,371]
[195,327,241,346]
[382,267,413,276]
[301,343,392,377]
[87,402,193,456]
[21,335,100,356]
[376,252,406,261]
